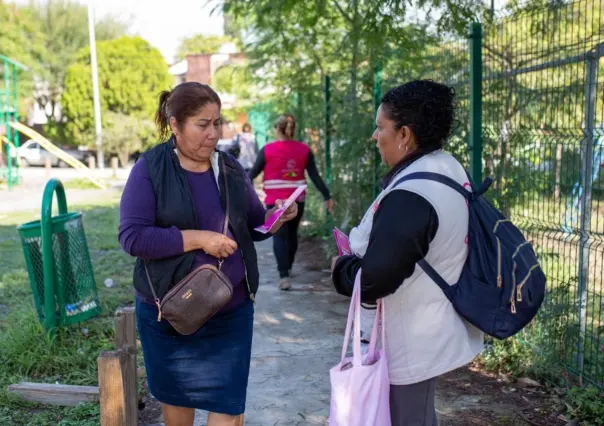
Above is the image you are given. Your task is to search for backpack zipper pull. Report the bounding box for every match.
[155,298,162,322]
[510,262,517,314]
[497,237,503,288]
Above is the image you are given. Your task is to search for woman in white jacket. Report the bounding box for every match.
[331,80,484,426]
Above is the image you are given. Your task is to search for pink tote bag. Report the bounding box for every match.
[329,272,391,426]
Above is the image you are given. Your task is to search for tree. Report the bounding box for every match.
[31,1,128,123]
[0,1,43,117]
[0,0,128,139]
[221,0,489,221]
[61,36,171,146]
[175,34,236,60]
[103,112,155,166]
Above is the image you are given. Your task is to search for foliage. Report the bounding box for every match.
[0,0,43,117]
[213,63,256,121]
[566,386,604,426]
[175,34,237,60]
[102,112,155,166]
[222,0,489,225]
[61,36,171,147]
[479,337,534,377]
[0,0,128,128]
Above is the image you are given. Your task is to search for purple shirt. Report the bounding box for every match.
[119,157,267,312]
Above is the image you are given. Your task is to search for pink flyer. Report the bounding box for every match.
[254,185,307,234]
[333,228,352,255]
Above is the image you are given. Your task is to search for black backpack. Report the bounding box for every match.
[394,171,546,339]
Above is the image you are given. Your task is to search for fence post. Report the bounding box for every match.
[115,307,137,425]
[98,350,126,426]
[373,64,382,199]
[468,22,483,184]
[297,92,304,142]
[325,75,332,187]
[576,49,599,383]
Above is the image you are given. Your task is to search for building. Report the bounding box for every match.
[168,43,247,139]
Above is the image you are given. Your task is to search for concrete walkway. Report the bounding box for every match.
[194,240,349,426]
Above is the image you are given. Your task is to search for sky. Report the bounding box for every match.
[15,0,225,64]
[91,0,224,64]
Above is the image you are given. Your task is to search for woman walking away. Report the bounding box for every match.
[249,113,334,290]
[119,82,298,426]
[234,123,258,173]
[331,80,484,426]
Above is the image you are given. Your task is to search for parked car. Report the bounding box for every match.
[13,140,94,167]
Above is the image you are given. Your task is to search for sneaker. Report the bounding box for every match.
[279,278,292,291]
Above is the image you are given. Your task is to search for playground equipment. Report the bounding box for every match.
[17,179,101,334]
[0,54,26,189]
[10,121,106,189]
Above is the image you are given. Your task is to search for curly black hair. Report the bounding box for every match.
[381,80,459,152]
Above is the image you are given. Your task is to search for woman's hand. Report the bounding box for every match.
[182,230,238,258]
[268,199,299,233]
[199,231,238,258]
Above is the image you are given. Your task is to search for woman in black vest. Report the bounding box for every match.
[119,82,297,426]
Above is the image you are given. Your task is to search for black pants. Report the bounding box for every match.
[390,378,438,425]
[266,202,305,278]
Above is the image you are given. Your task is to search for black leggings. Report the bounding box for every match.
[266,202,305,278]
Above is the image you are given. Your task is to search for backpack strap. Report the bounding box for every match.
[393,171,470,199]
[417,259,454,301]
[392,171,472,301]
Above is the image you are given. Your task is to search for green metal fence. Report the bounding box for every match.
[313,0,603,389]
[479,0,603,388]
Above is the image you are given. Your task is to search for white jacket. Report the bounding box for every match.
[350,151,484,385]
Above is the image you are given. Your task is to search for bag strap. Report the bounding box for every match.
[145,155,231,306]
[393,171,470,199]
[417,259,454,301]
[392,171,475,302]
[340,271,363,366]
[394,171,493,198]
[221,157,230,236]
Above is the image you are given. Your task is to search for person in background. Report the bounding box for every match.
[331,80,484,426]
[234,123,258,173]
[119,82,298,426]
[249,113,334,290]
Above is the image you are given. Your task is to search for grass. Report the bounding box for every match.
[62,178,102,191]
[0,190,143,425]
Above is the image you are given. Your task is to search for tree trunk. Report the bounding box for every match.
[118,150,130,168]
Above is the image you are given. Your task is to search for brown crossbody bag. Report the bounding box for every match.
[144,161,233,335]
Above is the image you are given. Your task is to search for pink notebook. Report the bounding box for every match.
[333,228,352,255]
[254,185,307,234]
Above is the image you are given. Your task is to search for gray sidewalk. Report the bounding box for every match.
[194,240,349,426]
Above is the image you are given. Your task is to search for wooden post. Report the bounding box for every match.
[88,155,96,169]
[98,350,126,426]
[45,157,52,177]
[115,307,137,426]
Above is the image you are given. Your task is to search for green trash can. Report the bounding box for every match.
[17,178,101,332]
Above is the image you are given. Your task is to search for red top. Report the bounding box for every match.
[262,140,310,205]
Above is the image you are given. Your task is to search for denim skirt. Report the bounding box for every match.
[135,297,254,415]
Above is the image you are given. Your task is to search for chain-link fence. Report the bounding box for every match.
[479,0,603,388]
[293,0,603,389]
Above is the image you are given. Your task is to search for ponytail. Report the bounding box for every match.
[155,89,172,141]
[274,113,296,140]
